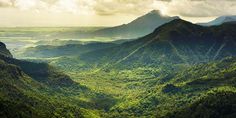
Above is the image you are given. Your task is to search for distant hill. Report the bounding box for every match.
[92,10,179,39]
[21,42,117,58]
[199,15,236,26]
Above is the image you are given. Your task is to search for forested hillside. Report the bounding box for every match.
[1,19,236,118]
[0,42,116,118]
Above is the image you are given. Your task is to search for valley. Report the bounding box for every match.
[1,10,236,118]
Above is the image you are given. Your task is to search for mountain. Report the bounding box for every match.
[80,19,236,68]
[92,10,179,39]
[21,11,177,40]
[199,15,236,26]
[2,19,236,118]
[76,20,236,117]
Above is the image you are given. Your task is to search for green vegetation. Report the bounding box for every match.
[61,57,235,117]
[0,42,116,118]
[1,19,236,118]
[0,59,83,118]
[165,91,236,118]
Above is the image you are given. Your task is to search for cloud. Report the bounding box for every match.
[93,0,236,17]
[93,0,156,15]
[0,0,93,14]
[154,0,236,17]
[0,0,157,15]
[0,0,236,17]
[50,0,79,13]
[14,0,48,10]
[0,0,14,7]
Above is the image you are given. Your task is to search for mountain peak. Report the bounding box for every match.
[93,10,179,39]
[154,19,197,32]
[167,19,192,24]
[149,18,204,41]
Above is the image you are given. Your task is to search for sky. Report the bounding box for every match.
[0,0,236,27]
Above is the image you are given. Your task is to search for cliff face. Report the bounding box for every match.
[0,42,13,58]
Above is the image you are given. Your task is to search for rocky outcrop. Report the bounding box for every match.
[0,42,13,58]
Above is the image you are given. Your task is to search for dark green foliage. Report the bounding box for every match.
[162,84,181,94]
[0,59,84,118]
[0,60,23,79]
[165,92,236,118]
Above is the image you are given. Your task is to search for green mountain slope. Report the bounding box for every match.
[80,19,236,68]
[0,58,84,118]
[0,42,116,118]
[22,19,236,70]
[102,57,236,117]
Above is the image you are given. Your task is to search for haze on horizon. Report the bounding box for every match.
[0,0,236,27]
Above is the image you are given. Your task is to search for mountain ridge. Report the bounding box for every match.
[80,19,236,68]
